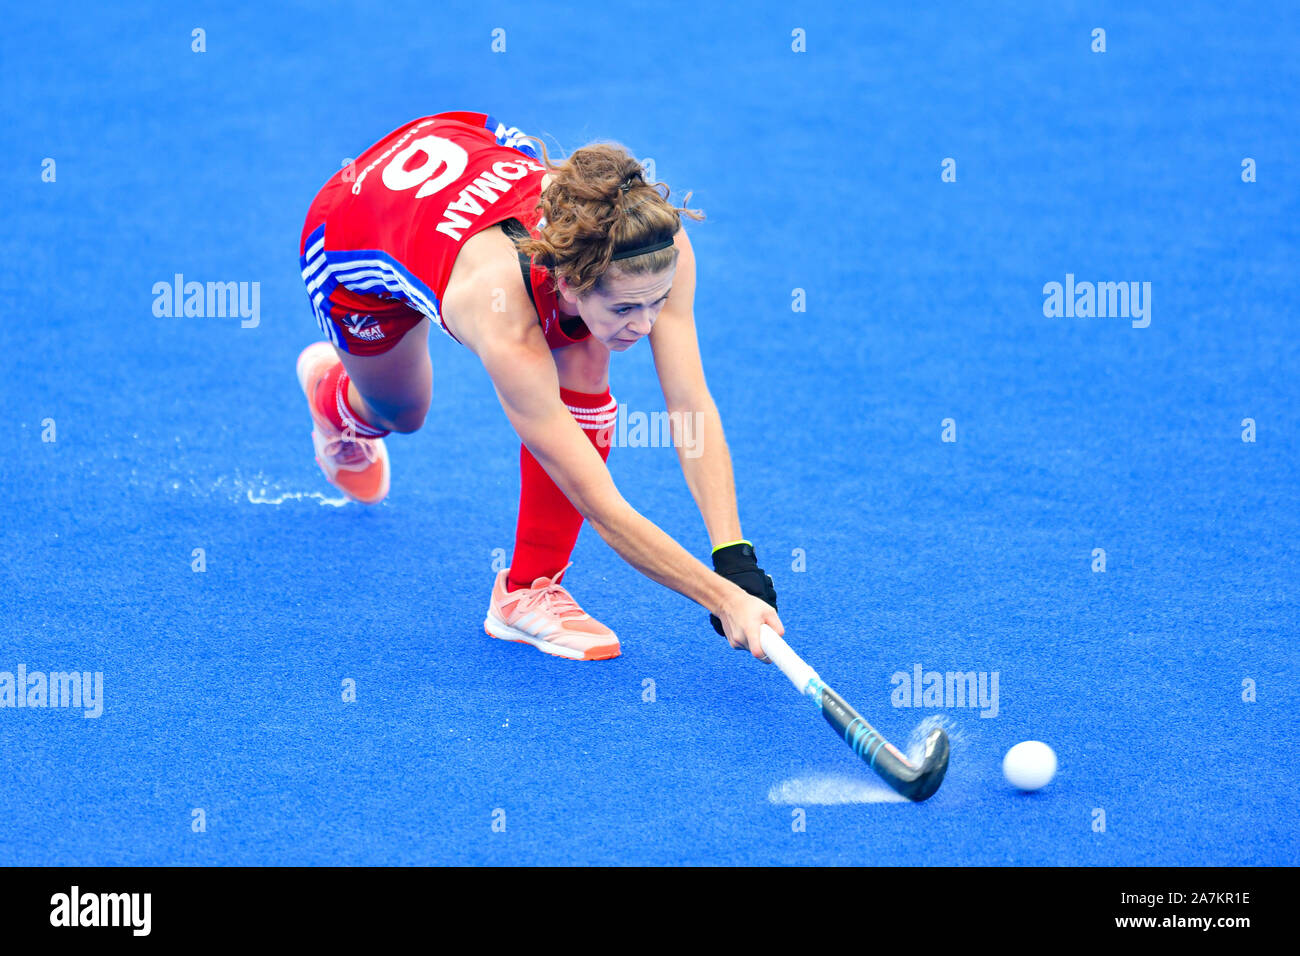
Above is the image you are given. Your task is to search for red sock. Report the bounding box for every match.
[313,361,390,438]
[507,386,617,591]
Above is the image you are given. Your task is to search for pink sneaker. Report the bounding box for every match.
[484,564,621,661]
[296,342,390,505]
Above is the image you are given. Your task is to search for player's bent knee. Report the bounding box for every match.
[386,404,429,434]
[357,393,430,434]
[371,397,429,434]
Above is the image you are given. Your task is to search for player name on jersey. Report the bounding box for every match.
[435,158,546,241]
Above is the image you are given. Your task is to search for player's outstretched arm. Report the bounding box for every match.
[648,229,781,640]
[648,228,744,547]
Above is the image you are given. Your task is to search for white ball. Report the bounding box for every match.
[1002,741,1057,791]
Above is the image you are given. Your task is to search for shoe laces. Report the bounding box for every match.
[514,563,584,620]
[322,433,379,465]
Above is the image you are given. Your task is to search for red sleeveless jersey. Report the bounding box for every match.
[299,111,583,350]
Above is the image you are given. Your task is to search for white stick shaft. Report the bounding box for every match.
[759,625,819,695]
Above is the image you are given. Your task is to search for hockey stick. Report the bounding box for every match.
[760,625,950,802]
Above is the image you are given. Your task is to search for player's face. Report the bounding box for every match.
[566,266,676,351]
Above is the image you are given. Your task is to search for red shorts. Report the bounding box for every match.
[297,214,439,357]
[313,274,427,357]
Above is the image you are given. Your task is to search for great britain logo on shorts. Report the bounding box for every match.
[341,313,385,341]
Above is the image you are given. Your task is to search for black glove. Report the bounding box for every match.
[709,541,778,638]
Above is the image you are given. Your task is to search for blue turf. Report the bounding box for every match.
[2,1,1297,865]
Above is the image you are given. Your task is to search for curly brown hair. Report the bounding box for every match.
[515,138,704,296]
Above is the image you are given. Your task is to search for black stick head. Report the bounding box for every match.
[898,727,950,802]
[816,685,951,802]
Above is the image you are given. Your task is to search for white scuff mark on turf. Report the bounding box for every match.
[236,470,351,507]
[767,774,907,805]
[161,469,353,507]
[245,488,350,507]
[770,715,968,805]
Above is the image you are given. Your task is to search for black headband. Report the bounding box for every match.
[609,234,676,260]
